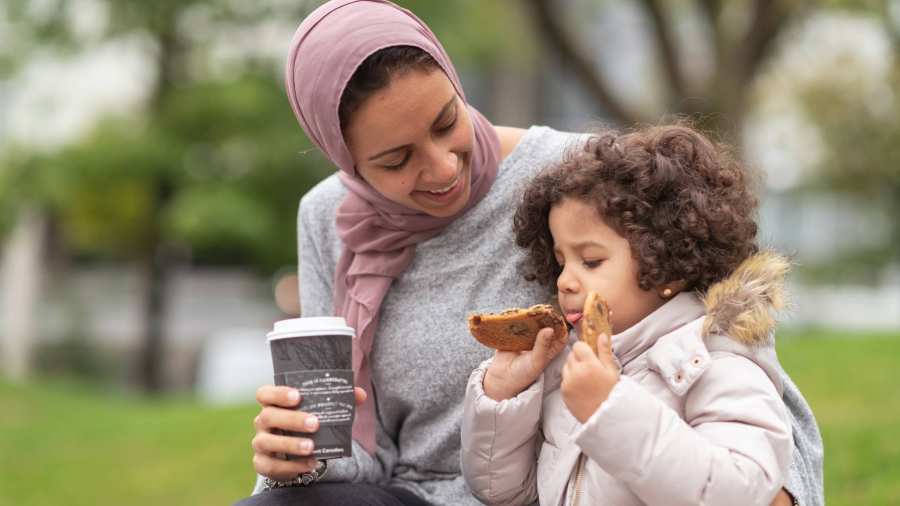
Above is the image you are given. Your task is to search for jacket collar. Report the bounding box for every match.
[610,290,784,397]
[612,292,706,367]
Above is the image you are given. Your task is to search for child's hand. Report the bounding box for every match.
[561,335,620,423]
[483,327,569,401]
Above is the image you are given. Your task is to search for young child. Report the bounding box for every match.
[461,125,793,506]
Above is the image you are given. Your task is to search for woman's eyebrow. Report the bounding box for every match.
[367,96,456,161]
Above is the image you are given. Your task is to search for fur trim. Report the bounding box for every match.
[701,251,790,345]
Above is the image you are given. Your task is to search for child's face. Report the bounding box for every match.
[550,198,667,335]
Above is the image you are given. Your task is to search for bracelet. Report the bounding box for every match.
[262,460,327,490]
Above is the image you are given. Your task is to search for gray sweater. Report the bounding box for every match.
[253,126,823,506]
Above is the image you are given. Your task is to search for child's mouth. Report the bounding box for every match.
[565,312,583,325]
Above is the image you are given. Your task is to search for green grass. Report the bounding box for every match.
[778,329,900,506]
[1,330,898,505]
[0,381,258,505]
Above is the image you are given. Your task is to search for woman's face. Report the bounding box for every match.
[343,69,474,218]
[550,198,667,334]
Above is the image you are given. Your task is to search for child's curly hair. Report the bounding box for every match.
[514,124,760,293]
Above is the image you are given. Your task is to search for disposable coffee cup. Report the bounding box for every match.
[267,317,355,460]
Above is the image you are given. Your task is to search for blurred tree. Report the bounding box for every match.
[524,0,857,138]
[796,37,900,280]
[0,0,523,389]
[1,0,323,390]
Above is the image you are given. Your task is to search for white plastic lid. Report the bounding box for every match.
[266,317,356,342]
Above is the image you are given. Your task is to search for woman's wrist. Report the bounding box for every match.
[261,460,328,491]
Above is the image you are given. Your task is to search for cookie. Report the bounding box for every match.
[581,292,613,356]
[468,304,568,352]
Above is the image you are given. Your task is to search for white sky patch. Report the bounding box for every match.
[748,11,896,190]
[3,35,156,150]
[177,4,294,81]
[66,0,110,43]
[744,105,825,192]
[24,0,63,23]
[205,20,296,79]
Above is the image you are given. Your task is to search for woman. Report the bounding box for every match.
[237,1,823,505]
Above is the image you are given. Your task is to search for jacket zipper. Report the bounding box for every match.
[570,453,586,506]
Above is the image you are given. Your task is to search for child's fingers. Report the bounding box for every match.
[593,333,617,368]
[533,327,556,348]
[534,327,565,358]
[570,341,595,361]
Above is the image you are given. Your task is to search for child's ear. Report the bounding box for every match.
[657,280,687,299]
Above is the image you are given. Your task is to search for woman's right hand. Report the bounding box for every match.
[483,327,569,401]
[251,385,367,480]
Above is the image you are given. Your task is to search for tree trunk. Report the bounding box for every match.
[1,207,47,381]
[136,8,179,393]
[137,181,174,393]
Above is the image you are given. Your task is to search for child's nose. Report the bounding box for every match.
[557,268,580,294]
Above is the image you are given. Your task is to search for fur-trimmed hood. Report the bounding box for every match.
[702,250,790,346]
[607,250,790,399]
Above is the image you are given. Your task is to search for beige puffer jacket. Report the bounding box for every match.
[461,252,793,506]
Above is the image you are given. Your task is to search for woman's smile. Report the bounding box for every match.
[413,163,468,207]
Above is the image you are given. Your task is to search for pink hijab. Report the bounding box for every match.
[285,0,501,454]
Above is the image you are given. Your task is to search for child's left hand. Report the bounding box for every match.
[561,336,620,423]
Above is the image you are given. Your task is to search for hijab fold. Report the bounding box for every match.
[286,0,501,454]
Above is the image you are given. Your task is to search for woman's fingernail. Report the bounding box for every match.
[299,439,313,453]
[288,390,300,403]
[305,416,318,430]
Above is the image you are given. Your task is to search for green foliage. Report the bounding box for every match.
[165,185,278,265]
[0,0,80,76]
[4,74,330,269]
[1,0,523,271]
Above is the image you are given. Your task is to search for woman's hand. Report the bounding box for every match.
[770,489,795,506]
[251,385,367,480]
[561,336,619,423]
[483,327,569,401]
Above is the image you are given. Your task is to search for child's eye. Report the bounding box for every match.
[582,260,603,269]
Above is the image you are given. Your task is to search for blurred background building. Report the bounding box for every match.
[1,0,898,398]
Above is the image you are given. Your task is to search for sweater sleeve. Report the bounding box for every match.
[460,359,543,506]
[297,194,334,317]
[780,368,825,506]
[573,356,793,506]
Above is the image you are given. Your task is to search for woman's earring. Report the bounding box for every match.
[662,288,673,298]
